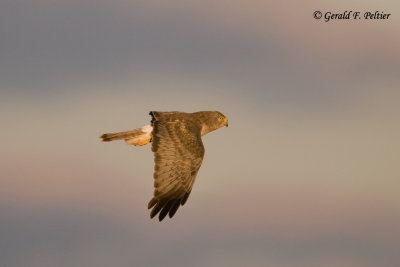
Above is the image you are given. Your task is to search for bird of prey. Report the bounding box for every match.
[100,111,228,221]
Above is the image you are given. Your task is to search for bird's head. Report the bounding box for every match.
[199,111,228,136]
[215,111,228,128]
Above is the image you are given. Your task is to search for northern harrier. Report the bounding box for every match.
[100,111,228,221]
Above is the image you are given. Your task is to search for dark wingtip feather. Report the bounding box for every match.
[149,198,183,221]
[168,199,181,218]
[158,200,175,221]
[180,191,191,206]
[150,207,159,219]
[148,198,157,209]
[150,199,165,219]
[158,210,168,221]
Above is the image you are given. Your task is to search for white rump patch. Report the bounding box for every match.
[141,125,153,133]
[125,125,153,146]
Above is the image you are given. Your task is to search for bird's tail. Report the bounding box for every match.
[100,129,139,141]
[100,125,153,146]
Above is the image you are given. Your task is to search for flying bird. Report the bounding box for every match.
[100,111,228,221]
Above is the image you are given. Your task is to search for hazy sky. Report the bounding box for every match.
[1,1,399,266]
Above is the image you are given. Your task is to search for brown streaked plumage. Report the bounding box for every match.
[100,111,228,221]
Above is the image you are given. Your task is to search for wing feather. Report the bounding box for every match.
[149,118,205,221]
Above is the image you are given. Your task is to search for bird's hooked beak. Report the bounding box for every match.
[225,119,229,127]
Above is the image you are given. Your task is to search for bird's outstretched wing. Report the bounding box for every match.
[148,118,205,221]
